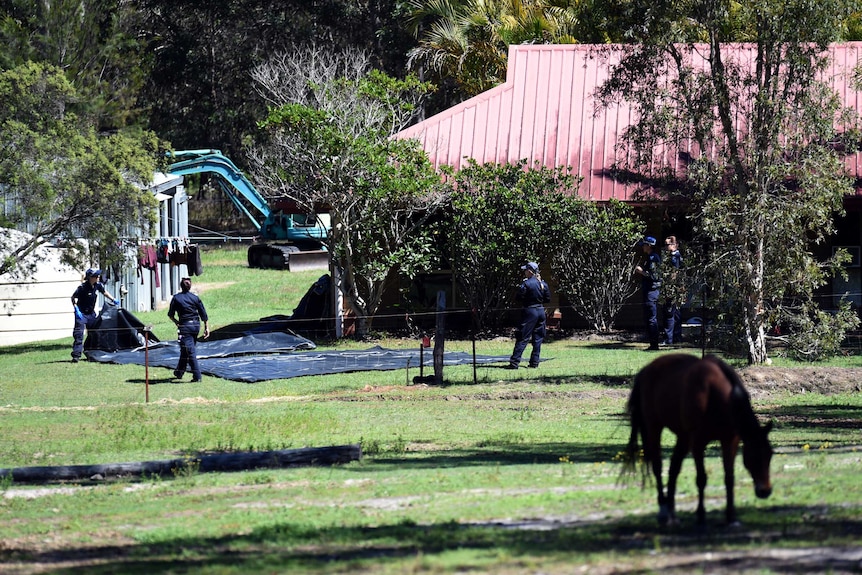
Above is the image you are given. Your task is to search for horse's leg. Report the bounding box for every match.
[721,438,740,526]
[644,428,669,524]
[692,444,708,526]
[665,438,688,525]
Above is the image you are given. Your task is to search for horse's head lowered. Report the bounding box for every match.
[742,420,774,499]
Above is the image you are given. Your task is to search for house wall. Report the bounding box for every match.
[0,236,82,346]
[0,173,190,347]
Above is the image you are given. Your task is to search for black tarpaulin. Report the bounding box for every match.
[86,332,509,383]
[84,305,159,352]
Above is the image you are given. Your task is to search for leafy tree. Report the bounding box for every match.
[444,160,577,333]
[0,0,149,130]
[545,198,643,332]
[136,0,415,155]
[0,62,162,280]
[246,48,446,338]
[595,0,862,363]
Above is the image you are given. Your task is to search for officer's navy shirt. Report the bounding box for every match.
[72,282,106,314]
[642,251,662,291]
[169,292,209,324]
[517,276,551,307]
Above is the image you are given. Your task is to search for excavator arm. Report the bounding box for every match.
[167,149,330,271]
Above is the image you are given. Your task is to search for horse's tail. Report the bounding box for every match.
[704,354,759,435]
[621,371,647,482]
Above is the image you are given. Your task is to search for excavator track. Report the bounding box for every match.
[248,243,329,272]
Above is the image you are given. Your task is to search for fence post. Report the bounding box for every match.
[433,290,445,385]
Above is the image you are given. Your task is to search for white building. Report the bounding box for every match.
[0,172,190,347]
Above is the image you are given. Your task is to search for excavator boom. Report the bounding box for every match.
[167,150,330,271]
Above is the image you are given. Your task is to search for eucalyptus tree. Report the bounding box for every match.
[0,63,162,280]
[246,47,446,338]
[595,0,862,363]
[135,0,415,155]
[0,0,148,130]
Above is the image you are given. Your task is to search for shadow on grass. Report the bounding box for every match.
[10,505,861,574]
[761,404,862,430]
[368,441,627,468]
[126,377,183,385]
[441,367,634,388]
[0,342,69,356]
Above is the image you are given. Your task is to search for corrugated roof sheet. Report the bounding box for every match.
[396,43,862,201]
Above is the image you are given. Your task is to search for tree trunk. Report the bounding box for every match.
[745,231,769,364]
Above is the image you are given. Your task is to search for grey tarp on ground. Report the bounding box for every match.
[86,332,509,383]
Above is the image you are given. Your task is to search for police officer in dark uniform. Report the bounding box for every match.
[635,236,662,350]
[70,268,116,363]
[662,235,684,345]
[507,261,551,369]
[168,277,210,382]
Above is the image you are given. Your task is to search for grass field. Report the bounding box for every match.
[1,245,861,574]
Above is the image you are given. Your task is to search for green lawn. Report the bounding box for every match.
[1,245,861,574]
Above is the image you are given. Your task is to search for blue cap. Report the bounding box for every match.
[521,262,539,273]
[637,236,656,246]
[85,268,103,278]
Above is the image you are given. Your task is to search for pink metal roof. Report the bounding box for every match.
[396,43,862,201]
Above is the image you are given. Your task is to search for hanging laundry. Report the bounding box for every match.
[156,238,170,264]
[138,243,160,288]
[187,244,204,276]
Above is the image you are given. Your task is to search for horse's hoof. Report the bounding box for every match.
[657,505,671,525]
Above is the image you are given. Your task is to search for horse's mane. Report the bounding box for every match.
[704,354,761,438]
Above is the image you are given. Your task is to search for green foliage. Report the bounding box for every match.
[404,0,620,98]
[782,299,861,361]
[546,199,643,332]
[135,0,415,153]
[0,62,164,280]
[0,0,149,130]
[444,160,578,332]
[595,0,862,362]
[250,48,444,337]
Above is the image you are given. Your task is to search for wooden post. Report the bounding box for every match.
[144,328,151,403]
[472,332,477,385]
[433,290,445,385]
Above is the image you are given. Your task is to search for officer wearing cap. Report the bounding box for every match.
[70,268,116,363]
[507,261,551,369]
[635,236,662,350]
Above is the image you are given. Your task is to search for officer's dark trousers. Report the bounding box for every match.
[176,322,202,380]
[71,312,99,360]
[663,300,682,344]
[643,289,660,347]
[510,305,546,367]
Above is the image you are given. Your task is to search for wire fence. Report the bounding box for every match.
[7,294,862,364]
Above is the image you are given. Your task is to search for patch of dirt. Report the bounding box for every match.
[739,366,862,397]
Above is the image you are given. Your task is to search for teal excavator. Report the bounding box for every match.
[167,150,330,272]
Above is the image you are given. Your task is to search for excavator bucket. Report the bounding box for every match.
[286,250,331,272]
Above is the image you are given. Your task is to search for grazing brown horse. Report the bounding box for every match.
[623,353,773,526]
